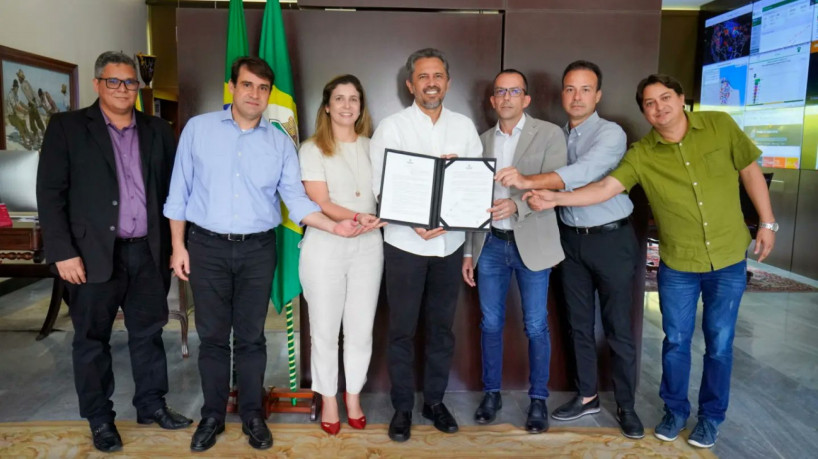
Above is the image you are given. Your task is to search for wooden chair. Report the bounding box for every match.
[35,273,194,358]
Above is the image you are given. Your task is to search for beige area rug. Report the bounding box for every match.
[0,421,717,458]
[0,281,297,334]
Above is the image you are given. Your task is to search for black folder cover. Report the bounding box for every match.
[377,148,495,231]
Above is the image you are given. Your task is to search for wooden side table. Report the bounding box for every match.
[0,222,64,340]
[0,223,43,260]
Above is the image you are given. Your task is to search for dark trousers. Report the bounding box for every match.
[187,226,276,423]
[559,222,638,408]
[67,239,169,429]
[384,243,463,411]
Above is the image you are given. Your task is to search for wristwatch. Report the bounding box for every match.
[759,221,779,232]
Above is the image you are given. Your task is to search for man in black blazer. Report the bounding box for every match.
[36,51,191,453]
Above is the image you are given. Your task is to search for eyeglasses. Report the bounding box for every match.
[493,87,525,98]
[98,77,140,91]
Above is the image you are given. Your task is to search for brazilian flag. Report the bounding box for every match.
[259,0,302,315]
[224,0,248,109]
[134,90,144,112]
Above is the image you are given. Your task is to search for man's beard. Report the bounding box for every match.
[421,99,442,110]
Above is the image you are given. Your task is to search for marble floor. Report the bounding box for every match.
[0,264,816,458]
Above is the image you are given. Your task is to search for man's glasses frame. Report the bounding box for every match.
[98,77,140,91]
[493,87,526,98]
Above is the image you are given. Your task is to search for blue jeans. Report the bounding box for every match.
[657,259,746,423]
[477,234,551,399]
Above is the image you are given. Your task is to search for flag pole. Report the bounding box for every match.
[259,0,316,419]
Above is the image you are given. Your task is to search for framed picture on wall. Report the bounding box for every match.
[0,45,78,151]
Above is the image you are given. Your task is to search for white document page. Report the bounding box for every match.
[438,159,494,229]
[378,151,437,226]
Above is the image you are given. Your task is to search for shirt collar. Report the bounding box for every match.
[101,109,136,130]
[411,101,447,124]
[648,111,701,145]
[494,113,526,136]
[563,111,599,136]
[221,104,270,130]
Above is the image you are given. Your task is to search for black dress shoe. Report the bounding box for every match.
[474,392,502,424]
[525,399,549,434]
[388,410,412,442]
[190,417,225,452]
[422,402,459,434]
[242,417,273,450]
[551,395,601,421]
[91,422,123,453]
[137,406,193,430]
[616,406,645,439]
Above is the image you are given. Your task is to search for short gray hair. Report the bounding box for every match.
[94,51,137,78]
[405,48,449,78]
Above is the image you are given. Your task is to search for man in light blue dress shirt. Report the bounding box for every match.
[495,61,643,439]
[163,57,359,452]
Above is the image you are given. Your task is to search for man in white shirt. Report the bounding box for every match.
[370,48,482,442]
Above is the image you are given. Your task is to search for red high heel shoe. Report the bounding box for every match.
[318,397,341,435]
[344,392,367,430]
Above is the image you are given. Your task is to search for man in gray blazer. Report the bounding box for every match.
[462,69,566,433]
[495,61,644,439]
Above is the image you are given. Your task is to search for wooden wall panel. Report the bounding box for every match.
[659,10,700,99]
[175,2,660,394]
[506,0,659,10]
[503,9,659,140]
[298,0,504,9]
[502,7,660,390]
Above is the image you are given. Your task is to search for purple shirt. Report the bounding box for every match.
[102,111,147,238]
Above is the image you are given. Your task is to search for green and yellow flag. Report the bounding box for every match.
[224,0,249,108]
[134,90,144,112]
[260,0,302,315]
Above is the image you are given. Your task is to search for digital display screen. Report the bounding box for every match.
[750,0,812,55]
[699,0,818,169]
[704,5,753,65]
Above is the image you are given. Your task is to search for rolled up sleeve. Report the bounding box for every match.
[163,121,195,221]
[556,124,626,191]
[277,138,321,225]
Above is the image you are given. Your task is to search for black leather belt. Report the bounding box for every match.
[190,223,274,242]
[562,217,630,235]
[116,236,148,243]
[490,227,515,242]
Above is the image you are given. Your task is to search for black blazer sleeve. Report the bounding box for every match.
[37,112,79,264]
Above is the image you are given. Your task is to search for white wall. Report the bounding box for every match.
[0,0,148,107]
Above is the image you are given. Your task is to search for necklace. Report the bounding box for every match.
[353,142,361,197]
[339,137,362,198]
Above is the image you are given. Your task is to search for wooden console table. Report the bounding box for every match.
[0,222,64,340]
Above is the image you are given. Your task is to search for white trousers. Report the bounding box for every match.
[299,227,383,396]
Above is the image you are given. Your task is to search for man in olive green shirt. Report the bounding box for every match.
[524,74,776,450]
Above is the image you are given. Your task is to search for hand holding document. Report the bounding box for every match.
[377,149,496,231]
